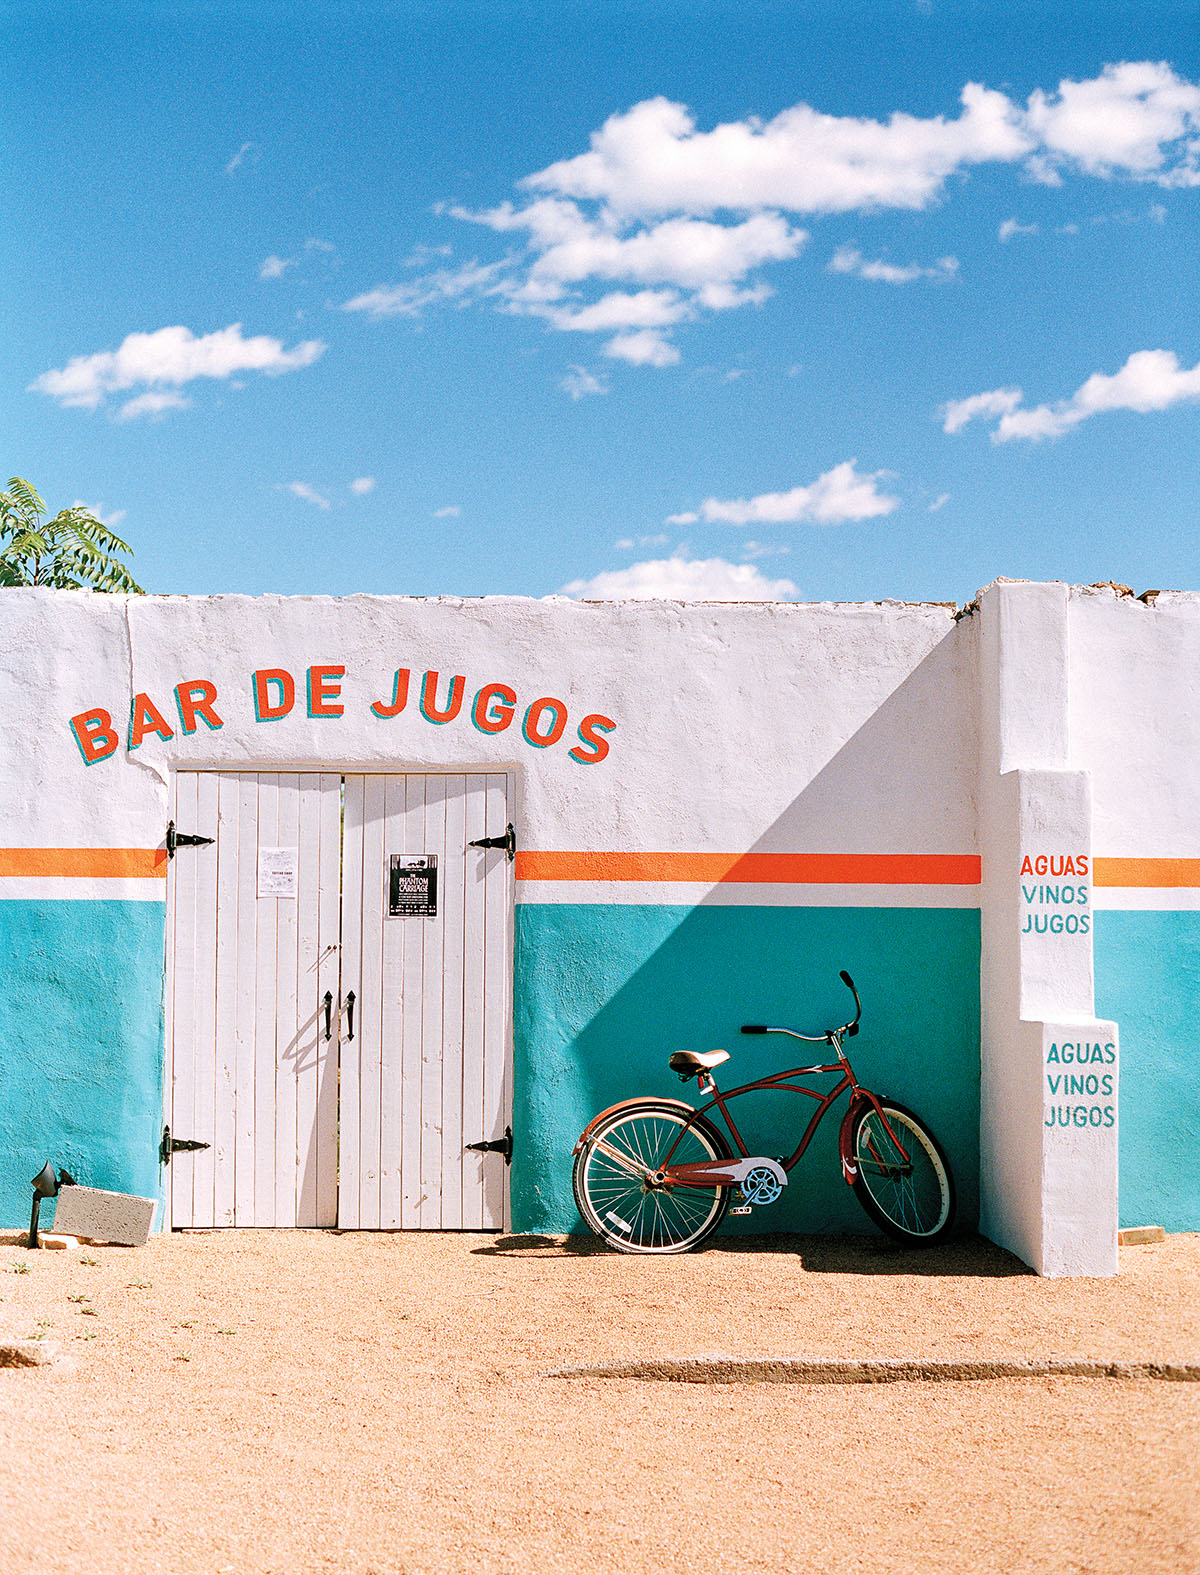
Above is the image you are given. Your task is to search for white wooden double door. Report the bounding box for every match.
[166,771,514,1230]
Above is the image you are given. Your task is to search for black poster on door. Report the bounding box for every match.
[388,854,438,917]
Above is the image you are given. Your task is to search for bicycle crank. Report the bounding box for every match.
[740,1165,785,1206]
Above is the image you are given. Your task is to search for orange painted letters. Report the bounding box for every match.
[70,708,119,765]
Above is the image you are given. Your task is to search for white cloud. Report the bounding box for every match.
[562,553,797,600]
[999,349,1200,441]
[225,142,257,174]
[561,366,610,399]
[603,329,680,366]
[524,88,1030,217]
[665,510,699,525]
[341,261,507,318]
[260,254,294,279]
[741,540,791,559]
[998,218,1039,241]
[688,461,900,525]
[1025,62,1200,185]
[349,477,376,495]
[306,237,336,254]
[73,500,127,528]
[30,324,326,412]
[928,493,951,512]
[285,482,330,509]
[944,351,1200,443]
[116,391,192,422]
[546,289,685,332]
[434,505,461,518]
[940,387,1023,433]
[828,245,958,283]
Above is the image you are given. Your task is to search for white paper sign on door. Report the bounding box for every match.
[258,846,299,898]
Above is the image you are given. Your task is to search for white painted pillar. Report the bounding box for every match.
[978,582,1118,1276]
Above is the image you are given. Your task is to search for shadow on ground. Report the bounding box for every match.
[471,1230,1031,1276]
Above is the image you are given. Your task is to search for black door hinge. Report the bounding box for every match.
[466,1125,513,1165]
[166,820,215,859]
[469,823,516,861]
[160,1125,212,1166]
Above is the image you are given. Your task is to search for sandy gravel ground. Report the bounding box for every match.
[1,1229,1198,1575]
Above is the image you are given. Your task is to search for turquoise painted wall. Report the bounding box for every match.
[0,901,166,1230]
[511,904,980,1238]
[1094,911,1200,1233]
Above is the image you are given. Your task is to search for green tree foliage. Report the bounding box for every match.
[0,476,144,592]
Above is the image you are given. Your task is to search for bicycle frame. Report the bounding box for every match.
[656,1029,912,1190]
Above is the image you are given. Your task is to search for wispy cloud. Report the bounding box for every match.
[563,552,797,600]
[434,505,461,518]
[283,482,331,509]
[677,461,900,526]
[349,477,376,495]
[341,261,508,319]
[30,324,326,414]
[928,493,951,512]
[615,533,670,549]
[260,254,294,280]
[998,217,1039,241]
[561,365,610,399]
[225,142,258,175]
[829,246,958,283]
[943,350,1200,442]
[116,391,193,422]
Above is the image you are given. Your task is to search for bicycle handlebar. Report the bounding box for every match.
[740,969,862,1040]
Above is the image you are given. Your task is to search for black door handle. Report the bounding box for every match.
[344,990,356,1042]
[323,990,333,1042]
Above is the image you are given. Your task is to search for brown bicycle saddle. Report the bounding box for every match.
[668,1048,731,1080]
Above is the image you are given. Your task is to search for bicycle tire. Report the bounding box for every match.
[849,1099,956,1245]
[573,1098,732,1254]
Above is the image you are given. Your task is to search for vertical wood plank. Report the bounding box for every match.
[439,777,468,1229]
[189,771,221,1227]
[419,776,448,1229]
[273,776,301,1227]
[338,775,366,1228]
[253,776,280,1225]
[480,773,511,1229]
[398,775,426,1228]
[358,773,387,1229]
[232,774,259,1225]
[461,775,489,1230]
[315,774,342,1227]
[212,774,241,1226]
[295,775,321,1225]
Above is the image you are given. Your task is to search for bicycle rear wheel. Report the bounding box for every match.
[573,1099,732,1254]
[849,1100,955,1244]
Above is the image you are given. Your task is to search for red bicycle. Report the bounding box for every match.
[572,970,956,1254]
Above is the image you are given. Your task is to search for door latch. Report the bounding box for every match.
[465,1125,513,1165]
[468,823,516,861]
[166,820,215,859]
[160,1125,212,1166]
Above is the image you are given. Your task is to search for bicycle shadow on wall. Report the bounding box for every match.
[513,621,985,1261]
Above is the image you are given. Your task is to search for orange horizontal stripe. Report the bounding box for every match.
[1093,857,1200,889]
[0,848,167,879]
[515,852,981,885]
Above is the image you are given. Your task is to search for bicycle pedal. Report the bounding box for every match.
[729,1204,753,1216]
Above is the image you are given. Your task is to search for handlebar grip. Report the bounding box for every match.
[740,1024,769,1034]
[839,969,855,990]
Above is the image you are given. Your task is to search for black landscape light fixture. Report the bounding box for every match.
[28,1163,76,1249]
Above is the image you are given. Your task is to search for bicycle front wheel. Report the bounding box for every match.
[849,1100,955,1244]
[573,1099,731,1254]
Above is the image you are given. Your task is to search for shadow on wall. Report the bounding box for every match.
[511,629,981,1239]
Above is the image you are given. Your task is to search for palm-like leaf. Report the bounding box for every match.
[0,477,144,592]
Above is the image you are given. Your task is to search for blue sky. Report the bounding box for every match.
[7,1,1199,602]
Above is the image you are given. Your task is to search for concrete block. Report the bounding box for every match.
[52,1187,157,1246]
